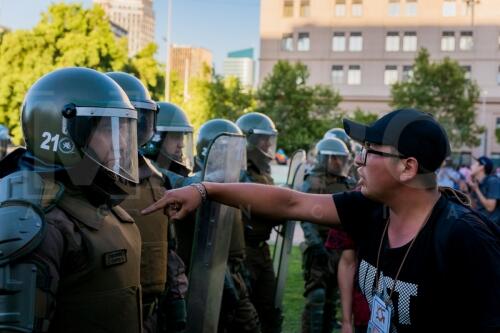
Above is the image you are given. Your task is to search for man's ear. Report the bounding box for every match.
[399,157,419,182]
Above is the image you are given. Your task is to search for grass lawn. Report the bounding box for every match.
[282,246,305,332]
[281,246,342,333]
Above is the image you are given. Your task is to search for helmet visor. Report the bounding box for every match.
[318,153,350,177]
[82,116,139,183]
[137,108,156,147]
[158,131,194,170]
[247,133,277,159]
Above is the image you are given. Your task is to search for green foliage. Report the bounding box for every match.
[0,3,165,144]
[496,128,500,144]
[256,60,342,154]
[181,66,256,130]
[124,43,165,101]
[391,48,483,148]
[350,107,378,125]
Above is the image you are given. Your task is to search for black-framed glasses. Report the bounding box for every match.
[357,147,406,166]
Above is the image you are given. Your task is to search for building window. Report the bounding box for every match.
[332,32,346,51]
[331,65,344,84]
[297,32,310,51]
[384,65,399,85]
[281,33,294,51]
[352,0,363,16]
[441,31,455,51]
[335,0,346,16]
[406,0,417,16]
[300,0,310,17]
[283,0,294,17]
[349,32,363,52]
[497,66,500,85]
[403,31,417,51]
[402,65,414,81]
[461,65,471,79]
[459,31,473,51]
[443,0,457,17]
[386,32,400,52]
[388,0,400,16]
[348,65,361,85]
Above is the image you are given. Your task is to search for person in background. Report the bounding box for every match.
[468,156,500,225]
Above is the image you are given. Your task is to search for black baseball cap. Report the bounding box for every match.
[343,108,451,173]
[477,156,494,175]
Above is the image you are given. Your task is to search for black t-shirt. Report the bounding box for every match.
[333,191,500,333]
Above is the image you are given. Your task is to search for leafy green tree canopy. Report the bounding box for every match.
[391,48,482,148]
[0,3,164,143]
[255,60,342,153]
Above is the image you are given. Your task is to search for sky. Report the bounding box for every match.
[0,0,260,73]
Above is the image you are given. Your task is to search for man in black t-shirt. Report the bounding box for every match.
[144,108,500,333]
[469,156,500,225]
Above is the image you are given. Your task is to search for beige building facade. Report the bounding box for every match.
[170,45,213,82]
[260,0,500,162]
[94,0,155,57]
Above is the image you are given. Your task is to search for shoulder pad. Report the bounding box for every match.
[0,171,52,265]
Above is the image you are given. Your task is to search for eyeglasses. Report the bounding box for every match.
[357,146,406,166]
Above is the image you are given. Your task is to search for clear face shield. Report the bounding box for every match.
[318,152,350,177]
[157,130,194,170]
[247,132,277,159]
[76,113,139,184]
[137,108,156,147]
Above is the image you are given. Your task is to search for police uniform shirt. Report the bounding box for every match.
[332,191,500,333]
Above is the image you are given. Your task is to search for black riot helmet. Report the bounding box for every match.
[195,119,242,170]
[142,102,194,173]
[22,67,139,184]
[324,128,352,153]
[314,138,350,177]
[105,72,158,147]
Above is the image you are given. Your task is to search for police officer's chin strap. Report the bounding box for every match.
[247,146,272,174]
[66,154,129,207]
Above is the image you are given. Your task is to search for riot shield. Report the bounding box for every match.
[272,149,306,310]
[185,133,246,333]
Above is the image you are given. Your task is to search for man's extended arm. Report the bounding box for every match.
[143,182,341,226]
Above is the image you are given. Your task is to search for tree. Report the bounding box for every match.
[349,108,378,125]
[0,3,165,144]
[391,48,482,148]
[124,42,165,101]
[0,3,129,143]
[182,66,256,130]
[255,60,342,153]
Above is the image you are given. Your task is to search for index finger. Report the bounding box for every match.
[141,192,173,215]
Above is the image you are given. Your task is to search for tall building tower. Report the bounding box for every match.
[260,0,500,160]
[169,45,213,81]
[94,0,155,57]
[223,48,255,88]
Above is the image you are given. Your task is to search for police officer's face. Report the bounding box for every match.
[87,118,128,169]
[161,132,185,161]
[326,155,346,175]
[256,135,272,153]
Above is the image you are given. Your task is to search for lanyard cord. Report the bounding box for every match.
[374,209,433,302]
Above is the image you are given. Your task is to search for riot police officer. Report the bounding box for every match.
[300,137,355,333]
[141,101,194,332]
[106,73,190,333]
[236,112,283,333]
[0,67,142,332]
